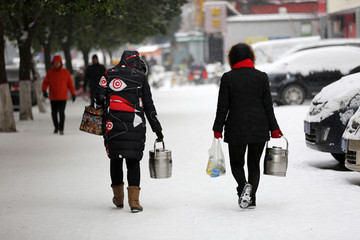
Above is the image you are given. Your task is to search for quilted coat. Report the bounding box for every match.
[96,50,162,160]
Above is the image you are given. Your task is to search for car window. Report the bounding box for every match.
[6,69,18,82]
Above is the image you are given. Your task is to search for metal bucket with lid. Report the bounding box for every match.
[264,136,289,177]
[149,140,172,179]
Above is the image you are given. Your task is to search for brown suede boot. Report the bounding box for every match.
[111,183,124,208]
[127,186,143,213]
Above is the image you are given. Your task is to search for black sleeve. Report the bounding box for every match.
[142,78,162,132]
[262,73,279,131]
[95,74,107,107]
[212,73,230,132]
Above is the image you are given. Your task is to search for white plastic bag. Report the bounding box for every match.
[206,138,226,177]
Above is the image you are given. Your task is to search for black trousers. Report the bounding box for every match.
[50,101,67,131]
[110,158,140,186]
[228,142,265,201]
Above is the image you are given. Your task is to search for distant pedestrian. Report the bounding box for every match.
[84,54,106,106]
[212,42,283,209]
[95,50,163,213]
[42,55,76,135]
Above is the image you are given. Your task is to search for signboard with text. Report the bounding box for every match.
[204,3,227,33]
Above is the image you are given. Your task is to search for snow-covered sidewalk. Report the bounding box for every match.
[1,84,360,240]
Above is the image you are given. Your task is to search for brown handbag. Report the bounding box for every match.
[79,106,103,135]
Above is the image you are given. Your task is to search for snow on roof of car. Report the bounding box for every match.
[305,72,360,123]
[283,38,360,56]
[252,36,321,65]
[267,46,360,76]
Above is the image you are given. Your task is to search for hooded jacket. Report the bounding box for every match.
[42,55,75,101]
[96,50,162,160]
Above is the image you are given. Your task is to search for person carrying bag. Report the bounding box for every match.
[95,50,164,213]
[212,42,283,209]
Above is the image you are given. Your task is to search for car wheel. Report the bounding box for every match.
[281,85,305,105]
[331,153,345,163]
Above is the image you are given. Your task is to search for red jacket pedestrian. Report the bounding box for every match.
[42,55,76,135]
[42,55,75,100]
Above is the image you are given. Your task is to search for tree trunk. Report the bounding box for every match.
[0,22,16,132]
[18,41,34,120]
[33,79,46,113]
[108,50,113,66]
[81,48,90,69]
[0,83,17,132]
[30,58,46,113]
[102,51,107,67]
[44,42,52,72]
[62,41,73,74]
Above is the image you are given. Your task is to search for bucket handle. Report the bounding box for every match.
[154,139,165,158]
[266,136,288,151]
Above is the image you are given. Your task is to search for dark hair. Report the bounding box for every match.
[228,42,255,68]
[92,54,98,60]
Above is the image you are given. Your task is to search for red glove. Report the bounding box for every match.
[271,129,283,138]
[214,131,223,139]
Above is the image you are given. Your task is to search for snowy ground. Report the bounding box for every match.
[1,83,360,240]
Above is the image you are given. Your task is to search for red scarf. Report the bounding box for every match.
[232,58,254,69]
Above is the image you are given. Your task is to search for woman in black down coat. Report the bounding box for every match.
[96,50,163,213]
[213,43,283,209]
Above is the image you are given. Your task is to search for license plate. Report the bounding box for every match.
[341,138,348,152]
[304,121,311,134]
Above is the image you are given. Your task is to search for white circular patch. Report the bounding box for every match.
[106,121,113,131]
[99,76,107,87]
[109,78,127,91]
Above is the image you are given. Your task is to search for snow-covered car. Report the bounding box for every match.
[304,72,360,162]
[266,46,360,105]
[6,65,37,110]
[341,108,360,172]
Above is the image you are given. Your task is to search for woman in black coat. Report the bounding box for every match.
[213,43,282,209]
[96,50,163,213]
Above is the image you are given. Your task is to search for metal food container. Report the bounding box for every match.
[264,136,289,177]
[149,140,172,179]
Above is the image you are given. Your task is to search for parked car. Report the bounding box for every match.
[266,46,360,105]
[188,64,208,85]
[341,107,360,172]
[6,65,38,110]
[304,72,360,162]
